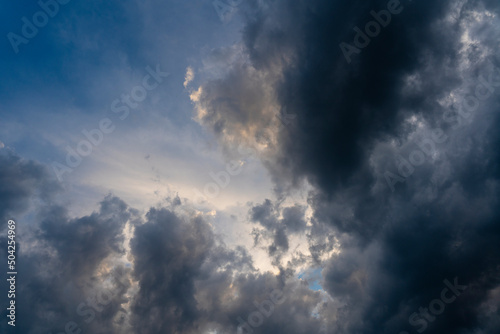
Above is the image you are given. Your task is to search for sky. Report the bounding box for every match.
[0,0,499,333]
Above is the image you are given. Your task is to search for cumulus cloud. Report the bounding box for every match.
[249,199,309,262]
[190,0,500,333]
[184,66,195,88]
[0,151,60,231]
[0,152,329,334]
[0,195,134,334]
[129,205,328,334]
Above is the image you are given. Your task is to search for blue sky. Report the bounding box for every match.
[0,0,277,213]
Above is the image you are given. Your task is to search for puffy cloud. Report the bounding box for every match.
[191,0,500,333]
[249,199,310,267]
[0,195,134,334]
[0,151,60,231]
[184,66,195,88]
[129,205,327,334]
[0,151,330,334]
[0,152,134,333]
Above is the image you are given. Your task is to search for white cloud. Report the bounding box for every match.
[184,66,195,88]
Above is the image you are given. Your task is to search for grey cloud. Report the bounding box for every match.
[282,204,307,233]
[1,194,134,334]
[193,0,500,333]
[249,199,309,263]
[129,205,332,334]
[0,151,60,231]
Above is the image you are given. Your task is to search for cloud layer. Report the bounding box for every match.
[190,0,500,333]
[1,0,500,333]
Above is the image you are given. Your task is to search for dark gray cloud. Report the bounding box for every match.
[38,196,130,278]
[129,206,325,334]
[0,152,328,334]
[282,204,307,233]
[130,208,215,333]
[193,0,500,333]
[250,198,278,230]
[0,152,134,333]
[249,199,309,263]
[0,151,60,231]
[0,195,134,334]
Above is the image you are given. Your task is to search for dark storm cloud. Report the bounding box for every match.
[38,195,130,278]
[0,152,134,333]
[193,0,500,333]
[0,151,328,334]
[130,206,328,334]
[0,151,60,231]
[1,195,134,334]
[130,208,215,333]
[194,0,498,195]
[246,0,466,193]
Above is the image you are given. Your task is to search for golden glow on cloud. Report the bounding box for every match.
[184,66,195,88]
